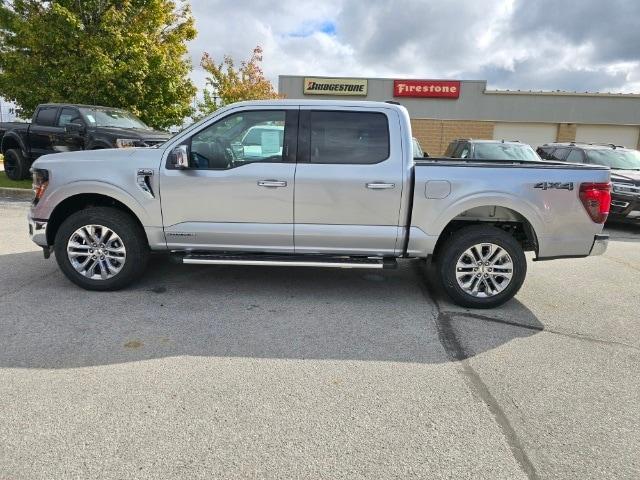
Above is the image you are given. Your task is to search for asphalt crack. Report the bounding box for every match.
[412,261,539,480]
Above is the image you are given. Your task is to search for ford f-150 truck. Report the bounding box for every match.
[1,103,170,180]
[27,100,611,308]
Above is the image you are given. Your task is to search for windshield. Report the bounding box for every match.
[473,143,540,161]
[79,107,151,130]
[412,138,424,157]
[586,149,640,170]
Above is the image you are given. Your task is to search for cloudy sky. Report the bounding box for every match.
[187,0,640,95]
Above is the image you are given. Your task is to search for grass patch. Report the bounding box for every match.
[0,175,32,189]
[0,156,32,189]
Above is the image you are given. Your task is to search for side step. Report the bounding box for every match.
[181,253,397,269]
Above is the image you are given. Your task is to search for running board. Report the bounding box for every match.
[181,253,397,269]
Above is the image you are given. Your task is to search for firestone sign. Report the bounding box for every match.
[304,77,368,96]
[394,80,460,99]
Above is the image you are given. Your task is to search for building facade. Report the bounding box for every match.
[278,76,640,156]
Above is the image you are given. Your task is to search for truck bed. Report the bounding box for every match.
[407,157,610,259]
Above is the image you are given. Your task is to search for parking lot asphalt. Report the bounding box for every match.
[1,198,639,479]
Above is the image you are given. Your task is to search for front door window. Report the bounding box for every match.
[190,110,286,169]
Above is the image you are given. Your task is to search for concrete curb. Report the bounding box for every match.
[0,187,33,201]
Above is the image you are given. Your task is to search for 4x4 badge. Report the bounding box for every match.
[534,182,574,191]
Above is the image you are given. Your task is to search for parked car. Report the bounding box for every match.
[537,142,640,222]
[0,103,171,180]
[27,100,611,308]
[444,139,541,161]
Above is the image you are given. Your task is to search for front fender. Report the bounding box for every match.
[36,180,152,226]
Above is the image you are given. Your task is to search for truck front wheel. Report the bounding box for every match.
[3,149,30,180]
[53,207,149,291]
[437,225,527,309]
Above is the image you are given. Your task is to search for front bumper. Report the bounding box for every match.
[28,214,48,248]
[610,192,640,220]
[589,234,609,257]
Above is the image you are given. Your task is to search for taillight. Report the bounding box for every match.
[579,182,611,223]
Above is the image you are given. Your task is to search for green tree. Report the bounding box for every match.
[0,0,196,129]
[197,45,280,118]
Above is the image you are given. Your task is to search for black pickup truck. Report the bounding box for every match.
[0,103,171,180]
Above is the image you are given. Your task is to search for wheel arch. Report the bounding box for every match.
[46,192,148,246]
[1,132,26,156]
[432,203,540,259]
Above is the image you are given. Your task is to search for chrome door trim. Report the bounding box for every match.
[257,180,288,188]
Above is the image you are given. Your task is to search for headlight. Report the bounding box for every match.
[32,168,49,204]
[116,138,139,148]
[612,182,639,195]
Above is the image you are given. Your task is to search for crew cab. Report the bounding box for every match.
[27,100,611,308]
[1,103,170,180]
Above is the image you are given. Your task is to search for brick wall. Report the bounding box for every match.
[556,123,576,143]
[411,119,495,156]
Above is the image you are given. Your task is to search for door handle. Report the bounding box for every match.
[366,182,395,190]
[257,180,287,188]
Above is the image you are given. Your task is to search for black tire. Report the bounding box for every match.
[54,207,149,291]
[437,225,527,309]
[3,148,30,180]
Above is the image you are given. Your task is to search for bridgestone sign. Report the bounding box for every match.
[304,77,368,96]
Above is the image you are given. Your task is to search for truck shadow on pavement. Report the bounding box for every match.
[604,221,640,243]
[0,251,544,369]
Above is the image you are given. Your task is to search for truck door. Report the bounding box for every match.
[28,106,61,158]
[293,107,405,256]
[160,107,298,252]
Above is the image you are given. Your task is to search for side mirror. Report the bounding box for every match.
[65,122,85,134]
[170,145,190,169]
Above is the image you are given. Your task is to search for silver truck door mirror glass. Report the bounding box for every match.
[172,145,190,169]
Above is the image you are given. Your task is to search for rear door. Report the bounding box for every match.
[28,106,61,157]
[293,107,404,256]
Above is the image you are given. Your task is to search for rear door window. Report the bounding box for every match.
[308,111,389,164]
[549,148,569,161]
[537,147,554,159]
[565,149,586,163]
[35,106,59,127]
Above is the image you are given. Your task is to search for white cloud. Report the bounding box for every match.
[187,0,640,95]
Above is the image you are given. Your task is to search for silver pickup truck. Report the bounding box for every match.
[27,100,611,308]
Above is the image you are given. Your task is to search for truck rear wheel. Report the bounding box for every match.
[3,149,30,180]
[437,225,526,309]
[53,207,149,291]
